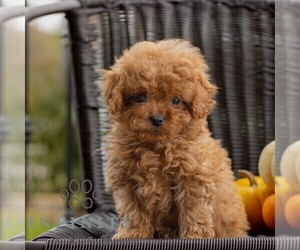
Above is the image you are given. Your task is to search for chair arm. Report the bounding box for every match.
[25,0,81,23]
[0,6,25,24]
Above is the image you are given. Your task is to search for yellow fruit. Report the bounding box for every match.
[280,140,300,191]
[258,141,275,191]
[276,177,297,204]
[275,177,297,229]
[236,170,273,234]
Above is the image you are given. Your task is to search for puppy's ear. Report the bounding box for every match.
[190,71,217,119]
[102,70,123,115]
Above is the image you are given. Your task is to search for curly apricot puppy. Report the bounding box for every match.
[102,39,249,239]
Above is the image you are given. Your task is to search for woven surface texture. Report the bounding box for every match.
[44,238,273,250]
[43,237,300,250]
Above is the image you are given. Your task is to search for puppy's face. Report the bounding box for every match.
[102,40,216,142]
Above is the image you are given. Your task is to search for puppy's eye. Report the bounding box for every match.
[172,97,181,105]
[135,92,147,103]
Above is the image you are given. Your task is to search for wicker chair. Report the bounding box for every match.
[23,0,300,249]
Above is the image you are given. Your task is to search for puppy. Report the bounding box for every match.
[102,39,249,239]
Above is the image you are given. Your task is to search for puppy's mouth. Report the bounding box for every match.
[151,129,164,136]
[138,130,169,142]
[143,126,164,135]
[150,123,166,133]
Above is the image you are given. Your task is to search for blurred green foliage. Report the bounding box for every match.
[28,28,81,193]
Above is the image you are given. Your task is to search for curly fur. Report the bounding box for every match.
[102,39,249,239]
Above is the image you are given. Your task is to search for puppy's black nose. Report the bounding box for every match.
[150,115,164,127]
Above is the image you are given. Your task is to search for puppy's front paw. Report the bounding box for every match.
[113,228,153,239]
[180,228,215,239]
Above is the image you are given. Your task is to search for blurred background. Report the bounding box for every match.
[0,0,25,240]
[26,0,83,240]
[0,0,83,240]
